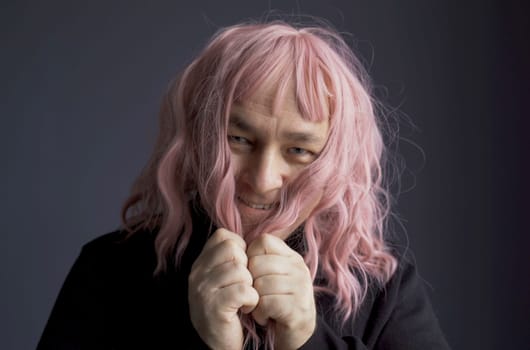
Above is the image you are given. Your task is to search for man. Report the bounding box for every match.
[38,20,451,349]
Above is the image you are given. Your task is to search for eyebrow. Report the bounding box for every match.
[228,114,325,144]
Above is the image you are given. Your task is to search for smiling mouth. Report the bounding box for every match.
[237,196,277,210]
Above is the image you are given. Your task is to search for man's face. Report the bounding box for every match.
[228,82,329,239]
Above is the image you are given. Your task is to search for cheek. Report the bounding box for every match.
[229,152,245,180]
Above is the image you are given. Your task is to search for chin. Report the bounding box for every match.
[239,213,297,241]
[235,196,309,240]
[236,197,272,224]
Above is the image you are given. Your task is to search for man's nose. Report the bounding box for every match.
[249,150,285,194]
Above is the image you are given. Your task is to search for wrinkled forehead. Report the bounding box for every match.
[234,76,330,124]
[240,79,297,115]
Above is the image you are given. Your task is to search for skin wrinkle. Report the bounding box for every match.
[229,112,327,147]
[118,22,400,350]
[229,83,328,239]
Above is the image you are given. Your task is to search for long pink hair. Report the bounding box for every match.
[121,19,398,349]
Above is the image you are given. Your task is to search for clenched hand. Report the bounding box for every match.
[247,234,316,350]
[188,229,259,350]
[189,230,316,350]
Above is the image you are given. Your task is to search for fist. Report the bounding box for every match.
[247,234,316,350]
[188,229,259,350]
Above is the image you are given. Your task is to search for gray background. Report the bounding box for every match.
[2,0,528,349]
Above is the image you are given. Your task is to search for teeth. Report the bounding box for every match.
[238,196,275,210]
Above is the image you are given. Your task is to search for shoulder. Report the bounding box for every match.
[386,243,428,295]
[82,227,155,252]
[371,243,427,307]
[73,227,159,279]
[367,246,443,330]
[368,250,451,348]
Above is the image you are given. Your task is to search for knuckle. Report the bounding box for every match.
[253,234,268,247]
[214,227,230,236]
[228,248,247,266]
[221,237,246,256]
[221,238,238,251]
[261,233,274,245]
[234,282,249,296]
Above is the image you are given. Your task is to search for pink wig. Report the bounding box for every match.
[121,19,398,349]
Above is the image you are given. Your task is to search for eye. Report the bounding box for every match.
[288,147,313,156]
[228,135,250,145]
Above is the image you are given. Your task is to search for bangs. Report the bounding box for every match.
[229,28,334,123]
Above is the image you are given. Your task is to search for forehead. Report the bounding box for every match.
[243,77,297,114]
[232,78,329,125]
[229,77,331,146]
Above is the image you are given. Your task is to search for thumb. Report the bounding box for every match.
[238,287,259,314]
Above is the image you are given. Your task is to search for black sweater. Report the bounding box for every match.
[37,211,451,349]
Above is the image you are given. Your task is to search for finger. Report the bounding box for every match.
[253,275,294,296]
[248,254,307,279]
[217,282,259,314]
[252,294,290,326]
[203,228,246,253]
[205,260,253,290]
[246,233,296,258]
[193,231,248,272]
[202,239,249,272]
[240,304,255,315]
